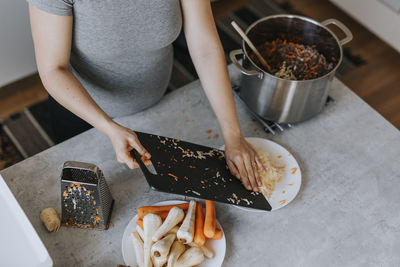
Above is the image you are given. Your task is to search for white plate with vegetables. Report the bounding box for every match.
[122,200,226,267]
[221,137,301,212]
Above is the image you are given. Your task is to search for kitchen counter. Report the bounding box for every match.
[2,66,400,267]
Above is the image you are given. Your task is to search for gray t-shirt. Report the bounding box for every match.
[28,0,182,118]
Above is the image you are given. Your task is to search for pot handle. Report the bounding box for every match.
[321,19,353,46]
[229,49,263,78]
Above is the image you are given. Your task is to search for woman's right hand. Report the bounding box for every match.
[106,123,151,169]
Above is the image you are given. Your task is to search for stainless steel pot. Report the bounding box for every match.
[230,15,352,123]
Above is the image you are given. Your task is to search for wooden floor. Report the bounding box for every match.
[0,0,399,128]
[0,74,47,121]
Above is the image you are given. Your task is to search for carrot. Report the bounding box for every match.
[203,200,216,238]
[168,173,178,179]
[137,203,189,219]
[210,228,223,240]
[194,202,206,246]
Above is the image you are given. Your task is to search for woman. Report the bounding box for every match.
[28,0,264,191]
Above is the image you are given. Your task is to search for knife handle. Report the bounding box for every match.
[131,149,158,184]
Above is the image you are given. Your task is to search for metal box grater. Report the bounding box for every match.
[61,161,114,230]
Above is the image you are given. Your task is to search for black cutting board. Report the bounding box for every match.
[132,131,271,211]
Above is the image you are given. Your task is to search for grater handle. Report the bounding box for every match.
[63,161,99,173]
[131,149,159,189]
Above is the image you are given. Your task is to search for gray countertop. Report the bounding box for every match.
[2,67,400,267]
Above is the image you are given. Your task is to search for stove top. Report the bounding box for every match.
[232,85,334,135]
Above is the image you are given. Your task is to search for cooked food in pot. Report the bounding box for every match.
[249,38,335,80]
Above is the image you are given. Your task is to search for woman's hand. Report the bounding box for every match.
[106,123,151,169]
[180,1,265,191]
[225,136,265,192]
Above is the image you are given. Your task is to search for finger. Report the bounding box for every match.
[255,156,264,186]
[128,137,151,159]
[132,160,139,169]
[243,155,259,192]
[141,155,153,164]
[250,154,261,187]
[130,154,150,168]
[255,154,266,173]
[234,158,252,190]
[227,160,240,179]
[125,157,137,169]
[119,150,137,169]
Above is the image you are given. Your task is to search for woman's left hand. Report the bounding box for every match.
[224,136,266,192]
[179,0,265,191]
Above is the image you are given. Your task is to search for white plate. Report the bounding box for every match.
[122,200,226,267]
[221,137,301,212]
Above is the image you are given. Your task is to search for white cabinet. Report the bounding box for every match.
[0,0,37,87]
[0,175,53,267]
[330,0,400,52]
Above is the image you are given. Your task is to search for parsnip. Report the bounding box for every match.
[199,246,214,259]
[167,225,179,236]
[152,254,167,267]
[187,243,214,259]
[152,206,184,242]
[143,213,162,267]
[151,233,175,259]
[177,200,196,244]
[136,225,145,241]
[167,241,185,267]
[131,232,144,267]
[175,247,205,267]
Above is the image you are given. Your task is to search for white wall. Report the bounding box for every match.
[0,0,37,88]
[331,0,400,53]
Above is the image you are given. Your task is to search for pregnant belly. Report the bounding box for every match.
[70,45,174,118]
